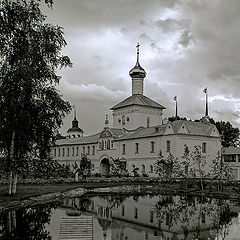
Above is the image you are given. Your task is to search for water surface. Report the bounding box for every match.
[1,193,240,240]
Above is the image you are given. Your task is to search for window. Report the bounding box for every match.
[150,141,155,153]
[107,139,110,149]
[58,148,60,157]
[142,164,146,172]
[87,146,90,155]
[92,146,95,155]
[150,165,153,173]
[101,140,104,150]
[167,140,171,152]
[147,117,150,127]
[135,143,139,154]
[104,141,107,149]
[202,142,206,153]
[134,208,138,219]
[122,144,126,155]
[54,149,56,157]
[99,142,101,150]
[92,164,94,171]
[62,148,65,156]
[122,206,125,216]
[83,146,85,155]
[72,147,74,156]
[118,118,121,124]
[122,115,125,125]
[67,148,69,156]
[72,134,75,138]
[149,211,154,223]
[111,140,114,148]
[76,147,79,156]
[126,116,130,122]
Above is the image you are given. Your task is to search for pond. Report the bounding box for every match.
[0,193,240,240]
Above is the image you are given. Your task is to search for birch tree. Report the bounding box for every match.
[0,0,71,194]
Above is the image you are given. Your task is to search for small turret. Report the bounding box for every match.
[67,108,84,138]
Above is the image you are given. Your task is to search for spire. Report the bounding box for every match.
[136,42,140,65]
[203,87,208,117]
[129,43,146,95]
[173,96,178,119]
[74,107,77,120]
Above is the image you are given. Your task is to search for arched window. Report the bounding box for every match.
[101,140,104,150]
[122,115,125,125]
[147,117,150,127]
[107,139,110,149]
[99,142,101,150]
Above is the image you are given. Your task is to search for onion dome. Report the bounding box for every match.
[129,42,146,78]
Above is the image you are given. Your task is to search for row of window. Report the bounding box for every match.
[118,116,151,127]
[122,141,206,155]
[98,139,114,150]
[54,145,95,157]
[55,141,207,157]
[122,141,164,155]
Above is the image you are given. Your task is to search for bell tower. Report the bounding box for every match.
[129,43,146,95]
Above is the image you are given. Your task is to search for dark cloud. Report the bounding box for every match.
[41,0,240,134]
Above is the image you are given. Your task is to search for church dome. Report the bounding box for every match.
[129,43,146,78]
[129,61,146,78]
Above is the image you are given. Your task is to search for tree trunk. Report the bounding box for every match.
[8,131,15,195]
[12,173,18,195]
[8,171,13,195]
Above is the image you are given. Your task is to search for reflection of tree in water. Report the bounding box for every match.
[0,202,57,240]
[154,195,238,240]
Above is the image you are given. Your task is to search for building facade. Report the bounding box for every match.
[52,46,221,176]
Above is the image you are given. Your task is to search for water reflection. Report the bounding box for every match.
[0,194,239,240]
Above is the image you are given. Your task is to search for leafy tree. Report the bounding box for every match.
[215,121,239,147]
[79,154,93,179]
[191,146,206,191]
[0,0,72,194]
[180,145,191,189]
[210,151,233,191]
[168,116,187,122]
[109,158,127,176]
[154,150,181,182]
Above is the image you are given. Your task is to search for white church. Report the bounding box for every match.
[52,45,221,176]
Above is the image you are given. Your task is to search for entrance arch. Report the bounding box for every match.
[100,158,110,175]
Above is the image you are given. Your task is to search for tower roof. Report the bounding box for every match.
[67,108,84,133]
[111,94,165,110]
[129,42,146,78]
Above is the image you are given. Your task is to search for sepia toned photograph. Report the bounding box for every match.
[1,0,240,239]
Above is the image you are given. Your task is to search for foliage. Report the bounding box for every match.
[190,146,207,191]
[215,121,239,147]
[210,151,233,191]
[154,150,181,182]
[0,0,71,193]
[0,202,56,239]
[78,154,93,177]
[168,116,187,122]
[109,158,127,176]
[203,118,239,147]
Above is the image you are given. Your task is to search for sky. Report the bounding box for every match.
[42,0,240,135]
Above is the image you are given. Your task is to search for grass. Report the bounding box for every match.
[0,181,133,205]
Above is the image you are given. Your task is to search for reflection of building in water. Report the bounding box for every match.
[60,195,237,240]
[59,215,93,240]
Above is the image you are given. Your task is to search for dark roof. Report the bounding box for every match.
[67,127,84,133]
[56,121,218,146]
[111,94,165,110]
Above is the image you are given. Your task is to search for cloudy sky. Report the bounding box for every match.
[43,0,240,135]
